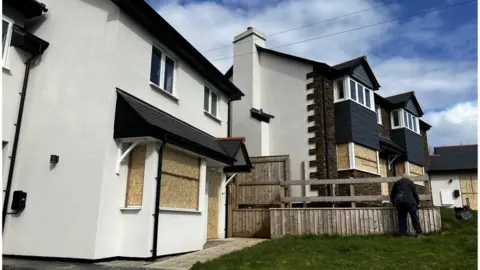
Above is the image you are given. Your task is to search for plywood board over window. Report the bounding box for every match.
[336,144,349,169]
[379,158,389,195]
[160,147,200,209]
[354,144,378,175]
[395,162,405,176]
[409,163,423,176]
[125,144,147,207]
[460,173,478,210]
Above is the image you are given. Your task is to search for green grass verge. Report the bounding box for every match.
[191,208,477,270]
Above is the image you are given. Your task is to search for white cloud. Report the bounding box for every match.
[148,0,477,145]
[423,101,478,146]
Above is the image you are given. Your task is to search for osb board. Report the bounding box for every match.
[237,160,285,205]
[381,183,389,196]
[337,144,349,169]
[462,194,478,210]
[379,158,388,177]
[125,144,147,207]
[162,147,200,179]
[160,174,199,209]
[208,172,222,239]
[409,163,423,176]
[460,173,478,194]
[355,157,378,175]
[354,144,377,162]
[395,162,405,176]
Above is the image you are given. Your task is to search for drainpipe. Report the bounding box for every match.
[225,93,241,238]
[2,52,44,231]
[151,135,167,259]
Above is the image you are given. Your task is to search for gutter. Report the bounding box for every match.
[151,135,167,259]
[2,34,48,231]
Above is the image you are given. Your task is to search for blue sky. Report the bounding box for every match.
[146,0,478,147]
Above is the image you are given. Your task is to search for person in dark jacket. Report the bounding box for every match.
[390,173,423,237]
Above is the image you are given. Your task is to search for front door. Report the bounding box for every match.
[207,171,221,239]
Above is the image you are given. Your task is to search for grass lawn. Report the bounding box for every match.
[192,208,477,270]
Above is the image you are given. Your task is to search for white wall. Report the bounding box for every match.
[156,159,207,256]
[430,173,463,208]
[231,29,265,156]
[3,0,230,259]
[259,53,313,197]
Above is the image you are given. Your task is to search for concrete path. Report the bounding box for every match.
[147,238,266,270]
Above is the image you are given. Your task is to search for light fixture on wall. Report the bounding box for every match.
[448,179,453,184]
[50,155,59,165]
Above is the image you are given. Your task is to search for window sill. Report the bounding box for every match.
[204,111,221,123]
[337,168,381,176]
[159,207,201,214]
[120,206,142,212]
[149,82,179,103]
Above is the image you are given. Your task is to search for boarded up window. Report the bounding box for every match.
[354,144,378,175]
[379,158,389,195]
[336,144,349,169]
[125,144,147,207]
[395,162,405,176]
[409,162,423,176]
[160,147,200,209]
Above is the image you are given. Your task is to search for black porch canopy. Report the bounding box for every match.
[113,89,252,172]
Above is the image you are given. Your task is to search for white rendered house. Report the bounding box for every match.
[2,0,251,260]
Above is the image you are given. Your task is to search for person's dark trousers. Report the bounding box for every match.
[396,202,423,235]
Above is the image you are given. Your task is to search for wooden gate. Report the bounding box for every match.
[227,155,289,238]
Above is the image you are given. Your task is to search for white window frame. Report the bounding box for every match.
[333,77,347,102]
[390,109,403,129]
[149,45,178,100]
[2,16,14,68]
[391,108,420,134]
[345,78,375,111]
[203,85,220,121]
[376,105,382,125]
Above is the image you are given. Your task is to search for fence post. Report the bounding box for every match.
[350,178,356,208]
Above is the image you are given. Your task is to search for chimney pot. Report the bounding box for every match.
[247,26,253,30]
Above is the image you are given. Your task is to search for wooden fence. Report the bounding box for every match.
[270,207,442,238]
[231,209,270,237]
[227,155,439,239]
[227,156,289,237]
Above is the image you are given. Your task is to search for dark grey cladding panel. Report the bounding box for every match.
[405,99,419,116]
[391,128,424,166]
[334,101,379,150]
[351,65,374,90]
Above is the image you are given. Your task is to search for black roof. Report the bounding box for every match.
[385,91,424,116]
[332,56,381,90]
[4,0,47,19]
[114,89,252,166]
[217,138,253,172]
[379,136,404,154]
[429,145,478,172]
[224,46,338,78]
[111,0,243,100]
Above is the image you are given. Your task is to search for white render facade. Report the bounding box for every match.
[230,28,318,197]
[2,0,249,260]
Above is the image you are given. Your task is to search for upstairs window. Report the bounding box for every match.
[391,109,420,134]
[349,78,374,111]
[391,110,400,128]
[150,46,176,95]
[334,79,345,101]
[204,86,219,118]
[404,110,418,133]
[376,106,382,124]
[2,17,13,67]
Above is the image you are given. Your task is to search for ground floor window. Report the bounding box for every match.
[160,147,200,209]
[125,144,147,207]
